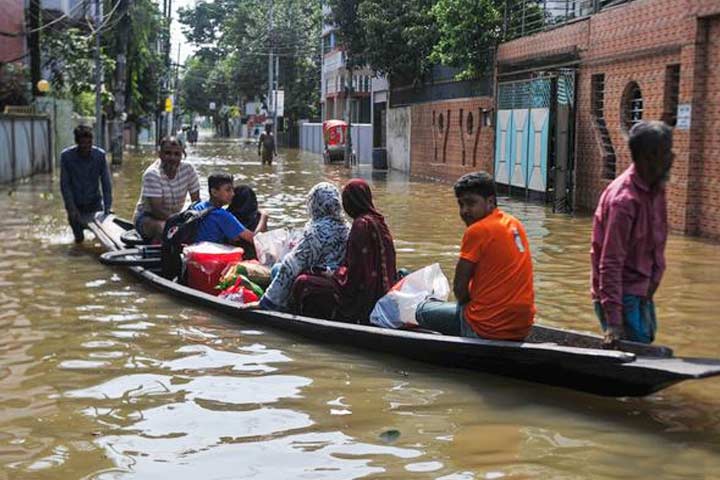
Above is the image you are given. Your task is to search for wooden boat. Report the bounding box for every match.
[89,214,720,397]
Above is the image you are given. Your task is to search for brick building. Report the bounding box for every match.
[496,0,720,238]
[393,0,720,239]
[0,0,26,64]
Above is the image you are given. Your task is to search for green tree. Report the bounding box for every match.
[358,0,438,84]
[430,0,502,79]
[178,0,322,133]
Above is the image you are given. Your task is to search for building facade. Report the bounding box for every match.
[496,0,720,238]
[0,0,26,63]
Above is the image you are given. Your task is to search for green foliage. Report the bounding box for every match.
[358,0,438,83]
[73,91,96,116]
[326,0,366,69]
[43,28,114,98]
[430,0,502,79]
[122,0,169,121]
[178,0,321,125]
[0,63,29,109]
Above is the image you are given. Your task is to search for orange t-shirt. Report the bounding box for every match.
[460,209,535,340]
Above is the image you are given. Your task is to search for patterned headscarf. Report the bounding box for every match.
[307,182,344,222]
[262,182,349,309]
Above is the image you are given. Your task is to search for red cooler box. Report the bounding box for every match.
[185,242,244,295]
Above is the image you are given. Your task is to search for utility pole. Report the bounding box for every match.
[344,68,353,167]
[94,0,104,148]
[28,0,41,100]
[111,0,132,165]
[273,55,278,141]
[267,0,273,132]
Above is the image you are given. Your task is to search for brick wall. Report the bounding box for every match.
[409,97,495,183]
[0,0,26,63]
[496,0,720,238]
[697,17,720,237]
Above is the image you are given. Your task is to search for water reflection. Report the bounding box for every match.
[0,137,719,479]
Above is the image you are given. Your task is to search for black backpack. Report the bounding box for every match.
[160,203,216,280]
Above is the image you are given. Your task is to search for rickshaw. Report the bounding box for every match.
[322,119,353,164]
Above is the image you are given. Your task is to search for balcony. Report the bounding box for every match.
[503,0,633,40]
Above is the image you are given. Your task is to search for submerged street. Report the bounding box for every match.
[1,138,720,479]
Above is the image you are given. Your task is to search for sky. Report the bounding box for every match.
[169,0,197,65]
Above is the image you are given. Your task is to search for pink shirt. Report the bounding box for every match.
[591,164,667,326]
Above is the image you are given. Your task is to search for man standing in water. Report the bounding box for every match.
[133,137,201,242]
[257,123,277,165]
[60,125,112,243]
[591,120,673,346]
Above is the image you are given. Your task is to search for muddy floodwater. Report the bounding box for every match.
[1,137,719,479]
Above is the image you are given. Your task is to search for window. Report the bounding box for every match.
[664,65,680,126]
[622,81,643,132]
[592,74,617,180]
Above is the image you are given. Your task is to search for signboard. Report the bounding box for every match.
[209,101,216,111]
[676,104,691,130]
[269,90,284,117]
[164,97,173,112]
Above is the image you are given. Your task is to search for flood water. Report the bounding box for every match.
[1,136,719,479]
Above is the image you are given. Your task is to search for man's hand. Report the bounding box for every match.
[602,324,625,349]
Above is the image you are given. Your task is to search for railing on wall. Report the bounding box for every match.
[503,0,634,40]
[0,114,52,184]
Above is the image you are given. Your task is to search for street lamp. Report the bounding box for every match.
[37,79,50,94]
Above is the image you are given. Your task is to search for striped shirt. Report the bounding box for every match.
[134,160,200,220]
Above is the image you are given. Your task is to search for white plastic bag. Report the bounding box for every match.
[254,228,304,267]
[369,263,450,329]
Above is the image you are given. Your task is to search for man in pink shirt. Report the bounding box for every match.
[591,121,673,346]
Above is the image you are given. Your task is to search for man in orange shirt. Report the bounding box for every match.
[416,172,536,340]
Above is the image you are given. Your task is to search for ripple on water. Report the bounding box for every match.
[93,430,421,479]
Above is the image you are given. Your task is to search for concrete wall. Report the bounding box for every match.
[34,97,73,166]
[386,107,411,173]
[497,0,720,238]
[299,122,373,164]
[0,115,52,183]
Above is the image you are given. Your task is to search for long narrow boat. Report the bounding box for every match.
[89,214,720,397]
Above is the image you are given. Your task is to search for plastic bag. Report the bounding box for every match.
[217,261,272,289]
[254,228,304,267]
[369,263,450,329]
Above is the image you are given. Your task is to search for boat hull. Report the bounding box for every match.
[89,215,720,397]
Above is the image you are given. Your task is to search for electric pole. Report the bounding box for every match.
[28,0,41,99]
[94,0,104,147]
[273,55,278,141]
[111,0,132,165]
[267,0,273,133]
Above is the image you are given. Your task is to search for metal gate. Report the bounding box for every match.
[494,71,576,209]
[495,78,551,193]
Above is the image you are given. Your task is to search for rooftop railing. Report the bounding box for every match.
[503,0,634,40]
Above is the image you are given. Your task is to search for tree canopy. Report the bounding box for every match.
[178,0,322,125]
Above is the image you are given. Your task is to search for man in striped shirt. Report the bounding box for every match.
[133,137,201,242]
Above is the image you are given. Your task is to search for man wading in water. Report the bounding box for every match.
[258,124,277,165]
[60,125,113,243]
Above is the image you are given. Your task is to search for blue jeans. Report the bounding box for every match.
[415,300,481,338]
[594,295,657,344]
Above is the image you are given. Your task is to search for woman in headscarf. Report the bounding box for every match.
[228,185,268,259]
[258,182,349,311]
[292,178,397,323]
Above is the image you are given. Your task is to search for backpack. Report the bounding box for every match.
[160,203,216,280]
